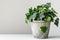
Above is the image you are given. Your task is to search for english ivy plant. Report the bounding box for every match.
[25,3,59,33]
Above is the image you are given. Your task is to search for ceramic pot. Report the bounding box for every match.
[31,21,50,39]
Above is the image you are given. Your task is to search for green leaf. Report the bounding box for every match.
[44,11,57,18]
[25,3,59,25]
[40,14,45,20]
[25,13,30,20]
[25,19,29,24]
[54,18,59,27]
[39,8,46,13]
[51,8,57,14]
[37,5,43,9]
[34,8,37,11]
[40,26,47,33]
[35,13,40,20]
[50,12,57,17]
[29,12,37,22]
[44,16,51,22]
[44,3,51,9]
[29,7,33,14]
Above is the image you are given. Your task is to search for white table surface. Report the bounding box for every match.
[0,34,60,40]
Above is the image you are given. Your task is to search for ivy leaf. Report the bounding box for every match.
[51,8,57,14]
[40,14,45,20]
[34,8,37,12]
[25,13,30,20]
[44,3,51,9]
[29,12,37,22]
[39,8,46,13]
[44,16,51,22]
[25,19,29,24]
[54,18,59,27]
[37,5,43,9]
[40,26,47,33]
[29,7,34,15]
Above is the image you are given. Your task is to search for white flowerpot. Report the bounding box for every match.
[31,21,50,39]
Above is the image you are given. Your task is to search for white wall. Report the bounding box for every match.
[0,0,60,35]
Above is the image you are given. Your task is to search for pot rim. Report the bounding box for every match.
[33,20,51,23]
[33,20,46,23]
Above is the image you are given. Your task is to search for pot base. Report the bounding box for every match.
[34,35,48,39]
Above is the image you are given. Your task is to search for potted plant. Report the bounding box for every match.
[25,3,59,39]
